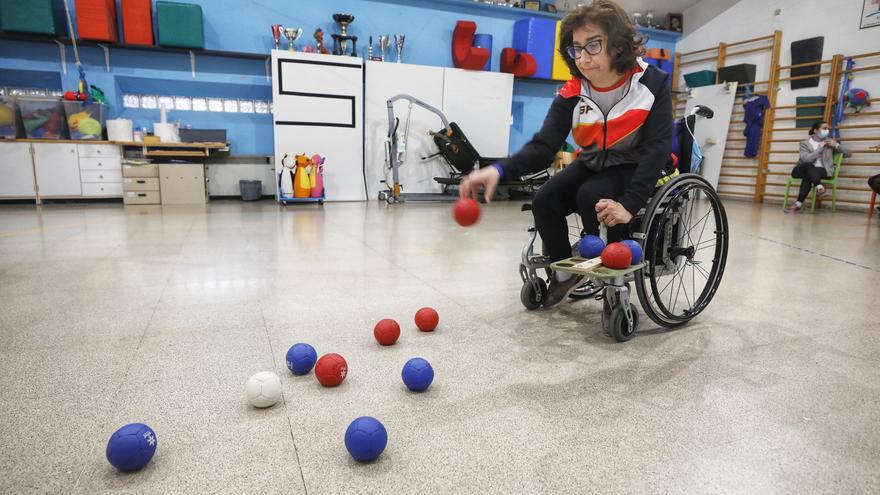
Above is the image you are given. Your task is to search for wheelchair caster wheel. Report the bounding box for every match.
[520,279,548,310]
[378,192,387,201]
[608,304,639,342]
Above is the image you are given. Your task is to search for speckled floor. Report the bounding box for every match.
[1,199,878,493]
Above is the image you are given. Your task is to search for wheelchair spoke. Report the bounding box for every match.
[677,268,692,312]
[684,209,712,247]
[691,260,711,279]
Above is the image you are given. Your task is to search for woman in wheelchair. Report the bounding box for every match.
[460,0,673,307]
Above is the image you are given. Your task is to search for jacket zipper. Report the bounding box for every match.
[579,77,634,169]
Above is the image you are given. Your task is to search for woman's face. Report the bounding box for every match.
[571,23,615,79]
[814,122,829,136]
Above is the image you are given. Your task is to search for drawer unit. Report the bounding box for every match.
[122,163,159,178]
[123,177,159,192]
[82,182,123,196]
[159,163,206,205]
[77,143,120,158]
[79,156,122,171]
[123,190,161,205]
[81,169,123,182]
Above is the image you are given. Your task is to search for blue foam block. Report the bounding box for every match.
[513,17,556,79]
[473,33,493,71]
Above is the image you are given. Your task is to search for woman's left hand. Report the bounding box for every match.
[596,199,633,227]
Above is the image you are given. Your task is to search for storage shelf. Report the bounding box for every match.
[0,33,269,61]
[372,0,564,20]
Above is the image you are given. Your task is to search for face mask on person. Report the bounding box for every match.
[817,129,830,139]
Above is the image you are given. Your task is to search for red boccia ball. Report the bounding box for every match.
[600,242,632,269]
[414,307,439,332]
[453,199,481,227]
[373,319,401,345]
[314,353,348,387]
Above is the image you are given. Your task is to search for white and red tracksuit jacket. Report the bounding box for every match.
[497,58,673,215]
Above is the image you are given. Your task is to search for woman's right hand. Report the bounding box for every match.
[459,166,501,203]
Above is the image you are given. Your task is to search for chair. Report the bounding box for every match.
[782,152,843,212]
[869,190,877,219]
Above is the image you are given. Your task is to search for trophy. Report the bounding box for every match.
[331,13,358,56]
[271,24,283,50]
[284,27,303,51]
[314,28,329,54]
[378,35,390,62]
[394,34,405,63]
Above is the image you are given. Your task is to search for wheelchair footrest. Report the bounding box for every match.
[551,256,645,280]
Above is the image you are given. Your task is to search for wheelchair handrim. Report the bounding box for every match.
[635,174,729,327]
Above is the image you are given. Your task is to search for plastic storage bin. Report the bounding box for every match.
[683,70,716,88]
[63,101,107,140]
[0,96,22,138]
[17,97,69,139]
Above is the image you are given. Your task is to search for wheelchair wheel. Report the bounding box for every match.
[635,174,729,328]
[520,279,548,310]
[608,304,639,342]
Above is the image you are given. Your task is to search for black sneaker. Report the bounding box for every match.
[542,274,586,308]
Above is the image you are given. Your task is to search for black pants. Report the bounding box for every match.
[791,162,828,203]
[532,163,636,263]
[869,174,880,195]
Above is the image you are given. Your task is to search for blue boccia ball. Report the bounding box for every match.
[578,234,606,258]
[344,416,388,462]
[401,357,434,392]
[621,239,644,264]
[286,343,318,375]
[106,423,157,472]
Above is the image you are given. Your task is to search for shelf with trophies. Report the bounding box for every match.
[270,14,366,203]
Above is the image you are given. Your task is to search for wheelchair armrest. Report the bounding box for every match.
[521,203,532,212]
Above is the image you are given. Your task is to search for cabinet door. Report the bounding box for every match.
[0,143,36,198]
[33,143,82,197]
[442,69,514,159]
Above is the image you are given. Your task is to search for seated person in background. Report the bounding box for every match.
[787,121,852,212]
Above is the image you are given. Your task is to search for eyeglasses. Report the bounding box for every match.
[565,38,604,59]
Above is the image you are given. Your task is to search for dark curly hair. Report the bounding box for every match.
[559,0,646,78]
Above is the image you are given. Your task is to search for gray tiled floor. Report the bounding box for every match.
[0,199,878,493]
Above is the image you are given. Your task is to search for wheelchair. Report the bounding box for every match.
[518,172,729,342]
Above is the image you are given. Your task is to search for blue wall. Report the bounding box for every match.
[0,0,678,156]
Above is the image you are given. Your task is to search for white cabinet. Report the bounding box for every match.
[78,144,121,197]
[363,63,514,199]
[0,142,36,198]
[441,68,513,158]
[272,50,364,202]
[364,62,447,199]
[33,143,82,197]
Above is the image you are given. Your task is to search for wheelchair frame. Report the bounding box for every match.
[519,173,729,342]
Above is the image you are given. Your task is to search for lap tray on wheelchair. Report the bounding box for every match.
[550,257,645,279]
